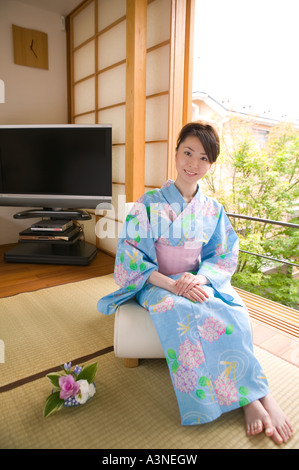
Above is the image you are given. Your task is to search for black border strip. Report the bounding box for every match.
[0,345,114,393]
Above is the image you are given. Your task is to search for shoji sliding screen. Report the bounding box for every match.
[68,0,193,255]
[145,0,170,190]
[69,0,127,254]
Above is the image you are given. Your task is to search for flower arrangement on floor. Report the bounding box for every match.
[43,361,98,418]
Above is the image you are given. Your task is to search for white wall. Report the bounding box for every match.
[0,0,93,244]
[0,0,68,125]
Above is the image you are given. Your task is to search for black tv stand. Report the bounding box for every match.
[4,209,97,266]
[4,241,97,266]
[13,208,91,221]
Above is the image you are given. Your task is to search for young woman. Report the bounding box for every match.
[98,122,292,445]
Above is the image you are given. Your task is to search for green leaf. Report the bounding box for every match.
[126,284,136,291]
[146,190,157,195]
[167,349,177,360]
[129,261,137,271]
[139,262,146,272]
[76,362,98,384]
[239,397,250,407]
[198,376,209,387]
[46,372,65,388]
[239,386,249,396]
[172,360,179,374]
[120,252,124,263]
[226,324,234,335]
[43,391,65,418]
[196,389,206,399]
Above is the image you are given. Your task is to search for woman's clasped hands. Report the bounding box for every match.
[174,272,209,303]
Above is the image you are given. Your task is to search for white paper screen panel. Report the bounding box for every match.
[146,44,170,96]
[98,0,126,31]
[98,63,126,108]
[145,94,169,142]
[147,0,171,49]
[98,20,126,71]
[73,41,95,82]
[98,105,126,144]
[95,182,126,253]
[74,113,96,124]
[112,145,125,184]
[111,183,126,221]
[73,1,95,48]
[95,183,125,219]
[96,224,120,254]
[74,77,95,115]
[145,142,167,187]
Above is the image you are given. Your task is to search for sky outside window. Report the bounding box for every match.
[193,0,299,122]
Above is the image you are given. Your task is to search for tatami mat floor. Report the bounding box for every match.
[251,320,298,367]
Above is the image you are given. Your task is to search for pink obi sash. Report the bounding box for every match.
[155,241,202,276]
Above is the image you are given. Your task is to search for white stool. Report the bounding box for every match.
[114,298,253,367]
[114,299,164,367]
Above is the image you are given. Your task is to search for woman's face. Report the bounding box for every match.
[175,135,212,186]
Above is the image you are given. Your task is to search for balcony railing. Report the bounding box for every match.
[226,213,299,268]
[226,213,299,337]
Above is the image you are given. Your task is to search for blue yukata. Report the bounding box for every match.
[98,180,269,425]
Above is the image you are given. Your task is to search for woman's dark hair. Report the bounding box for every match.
[176,122,220,163]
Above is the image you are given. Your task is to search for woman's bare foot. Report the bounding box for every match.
[260,394,293,445]
[243,399,273,438]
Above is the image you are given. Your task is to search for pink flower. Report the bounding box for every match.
[152,296,175,313]
[199,317,226,342]
[213,375,238,406]
[59,375,80,400]
[178,339,205,369]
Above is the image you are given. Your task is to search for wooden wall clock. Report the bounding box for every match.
[12,25,48,70]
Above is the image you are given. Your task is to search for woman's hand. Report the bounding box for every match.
[175,272,209,303]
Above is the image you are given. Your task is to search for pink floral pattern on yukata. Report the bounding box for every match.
[215,255,238,274]
[202,200,219,217]
[198,317,226,342]
[161,203,177,222]
[156,237,171,246]
[114,264,144,288]
[171,316,234,401]
[134,207,150,231]
[152,296,175,313]
[178,339,205,370]
[129,199,150,231]
[161,180,173,189]
[215,244,227,256]
[213,375,238,406]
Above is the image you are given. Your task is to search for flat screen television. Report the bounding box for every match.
[0,124,112,219]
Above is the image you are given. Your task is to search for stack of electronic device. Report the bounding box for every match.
[19,219,82,244]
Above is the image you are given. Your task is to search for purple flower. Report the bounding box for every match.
[74,365,82,375]
[59,374,80,400]
[173,365,198,394]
